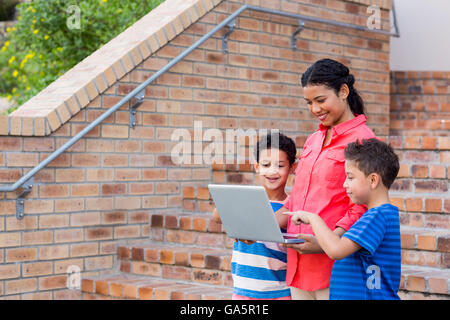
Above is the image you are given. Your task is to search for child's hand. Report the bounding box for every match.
[235,239,256,245]
[283,211,316,225]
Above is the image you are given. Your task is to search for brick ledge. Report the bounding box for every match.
[0,0,222,137]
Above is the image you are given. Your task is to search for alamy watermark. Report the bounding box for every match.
[366,264,381,290]
[66,5,81,30]
[66,265,81,290]
[366,5,381,30]
[170,122,280,165]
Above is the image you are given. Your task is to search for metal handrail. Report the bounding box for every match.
[0,3,400,219]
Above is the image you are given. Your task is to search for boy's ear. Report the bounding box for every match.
[368,172,381,189]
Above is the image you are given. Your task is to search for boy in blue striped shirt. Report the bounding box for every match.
[286,138,401,299]
[212,132,297,299]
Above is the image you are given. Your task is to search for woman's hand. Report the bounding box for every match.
[281,211,323,254]
[283,234,324,254]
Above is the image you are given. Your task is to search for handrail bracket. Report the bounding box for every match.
[129,90,145,128]
[16,177,34,220]
[291,19,305,50]
[222,19,236,54]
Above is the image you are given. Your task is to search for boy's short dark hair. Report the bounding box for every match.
[255,131,297,165]
[344,138,399,189]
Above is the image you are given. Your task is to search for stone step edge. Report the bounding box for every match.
[117,241,232,271]
[150,212,224,234]
[150,212,450,252]
[150,212,449,236]
[400,265,450,295]
[81,274,233,300]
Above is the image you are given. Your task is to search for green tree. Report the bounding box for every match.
[0,0,164,112]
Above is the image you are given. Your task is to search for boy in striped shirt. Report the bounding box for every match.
[212,132,297,299]
[286,138,401,299]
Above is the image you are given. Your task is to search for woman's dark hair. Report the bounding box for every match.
[255,131,297,165]
[301,58,365,115]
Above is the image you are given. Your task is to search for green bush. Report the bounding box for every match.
[0,0,165,113]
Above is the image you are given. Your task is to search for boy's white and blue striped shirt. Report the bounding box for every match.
[330,203,401,300]
[231,201,291,299]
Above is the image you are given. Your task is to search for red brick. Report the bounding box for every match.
[401,234,415,249]
[81,279,94,293]
[55,198,84,213]
[40,185,70,198]
[55,229,83,243]
[429,165,446,179]
[70,243,98,257]
[5,278,37,295]
[417,235,436,250]
[6,153,38,167]
[183,186,195,199]
[422,137,438,149]
[0,137,21,151]
[160,250,175,265]
[437,236,450,252]
[72,154,100,167]
[192,269,222,285]
[415,180,448,193]
[406,198,423,212]
[39,275,67,290]
[101,183,126,195]
[428,278,448,294]
[162,266,191,281]
[406,276,426,292]
[85,227,113,241]
[6,216,38,231]
[71,184,99,197]
[139,287,154,300]
[425,199,442,213]
[39,245,69,260]
[95,280,109,295]
[411,165,427,178]
[6,248,37,262]
[0,264,21,280]
[22,231,53,245]
[55,169,85,182]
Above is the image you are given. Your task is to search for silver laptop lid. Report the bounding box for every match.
[208,184,286,243]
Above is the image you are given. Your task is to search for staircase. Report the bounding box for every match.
[398,226,449,299]
[80,183,449,300]
[81,186,234,300]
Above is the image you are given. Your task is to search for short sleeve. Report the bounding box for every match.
[342,208,386,256]
[335,202,367,231]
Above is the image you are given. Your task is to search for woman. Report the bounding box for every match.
[275,58,376,300]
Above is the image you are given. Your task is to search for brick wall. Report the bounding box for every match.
[0,0,415,299]
[390,71,450,136]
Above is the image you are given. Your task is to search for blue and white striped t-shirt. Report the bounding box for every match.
[231,201,291,299]
[330,203,401,300]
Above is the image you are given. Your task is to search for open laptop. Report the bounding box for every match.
[208,184,304,244]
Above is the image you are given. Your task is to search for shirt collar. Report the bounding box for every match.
[319,114,367,136]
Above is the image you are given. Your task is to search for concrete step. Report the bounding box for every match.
[149,212,234,248]
[399,265,450,299]
[401,226,449,252]
[116,241,233,288]
[400,226,449,269]
[117,242,232,271]
[81,274,233,300]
